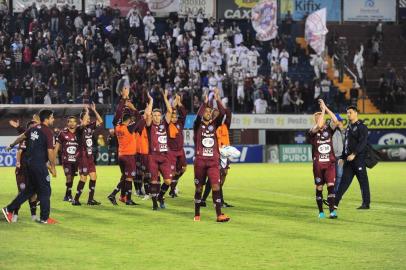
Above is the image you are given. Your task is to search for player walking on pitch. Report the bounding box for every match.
[308,99,338,219]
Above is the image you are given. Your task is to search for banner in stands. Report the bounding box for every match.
[13,0,82,12]
[251,0,278,41]
[399,0,406,22]
[185,144,263,164]
[148,0,180,12]
[179,0,216,18]
[343,0,396,22]
[86,0,150,16]
[280,0,341,21]
[217,0,260,19]
[279,144,312,163]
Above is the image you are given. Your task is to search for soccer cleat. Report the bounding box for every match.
[329,210,338,219]
[125,200,139,206]
[222,202,234,208]
[357,204,370,210]
[107,195,118,205]
[11,214,18,223]
[216,214,230,223]
[169,190,178,198]
[159,199,166,209]
[119,195,127,203]
[63,196,73,202]
[87,199,101,205]
[2,207,13,223]
[71,200,81,206]
[318,212,326,218]
[37,217,58,224]
[199,201,207,207]
[152,205,159,211]
[194,216,201,222]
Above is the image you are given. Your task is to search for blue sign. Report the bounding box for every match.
[185,144,263,164]
[0,147,17,167]
[294,132,307,144]
[368,130,406,145]
[280,0,342,21]
[185,114,196,129]
[105,114,114,129]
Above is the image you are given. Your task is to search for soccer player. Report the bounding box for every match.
[54,116,79,202]
[200,103,233,207]
[145,89,173,210]
[193,89,230,222]
[308,99,338,219]
[8,118,39,222]
[2,109,57,224]
[72,103,103,206]
[167,94,187,198]
[136,123,151,200]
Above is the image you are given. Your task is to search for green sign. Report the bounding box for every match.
[279,144,312,163]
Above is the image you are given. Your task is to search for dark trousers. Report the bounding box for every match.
[335,156,370,207]
[7,164,51,220]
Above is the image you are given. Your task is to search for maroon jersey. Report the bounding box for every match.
[147,121,169,154]
[77,121,97,157]
[168,106,187,151]
[56,128,79,164]
[193,101,225,160]
[308,125,336,164]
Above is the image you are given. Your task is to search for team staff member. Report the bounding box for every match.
[193,88,230,222]
[167,94,187,198]
[2,109,57,224]
[54,116,79,202]
[335,106,371,210]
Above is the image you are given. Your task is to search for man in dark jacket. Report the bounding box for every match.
[335,106,370,209]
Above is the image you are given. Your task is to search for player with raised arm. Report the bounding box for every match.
[193,89,230,222]
[308,99,338,219]
[145,89,173,210]
[54,116,79,202]
[167,93,187,198]
[72,103,103,206]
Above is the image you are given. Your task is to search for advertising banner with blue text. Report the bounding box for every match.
[280,0,341,21]
[343,0,396,22]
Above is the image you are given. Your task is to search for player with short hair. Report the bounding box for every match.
[2,109,57,224]
[308,99,338,219]
[72,103,103,206]
[54,116,79,202]
[193,89,230,222]
[167,93,187,198]
[8,117,39,222]
[145,90,173,210]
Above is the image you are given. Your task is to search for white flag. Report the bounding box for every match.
[305,8,328,54]
[251,0,278,41]
[147,0,180,13]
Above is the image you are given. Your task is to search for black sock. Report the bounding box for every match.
[29,200,37,216]
[126,180,133,201]
[74,181,86,201]
[66,181,73,197]
[119,176,126,197]
[158,183,169,200]
[110,180,123,197]
[170,175,179,192]
[220,186,225,204]
[194,190,202,216]
[88,180,96,201]
[144,182,150,195]
[327,186,335,212]
[202,181,212,202]
[316,189,323,213]
[212,190,222,216]
[150,183,160,208]
[134,177,142,193]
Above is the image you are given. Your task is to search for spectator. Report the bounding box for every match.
[254,92,268,114]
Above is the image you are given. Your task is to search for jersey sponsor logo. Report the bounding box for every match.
[203,147,213,157]
[86,139,93,147]
[318,144,331,154]
[318,153,330,162]
[202,137,214,148]
[30,131,39,141]
[67,146,77,155]
[158,136,167,144]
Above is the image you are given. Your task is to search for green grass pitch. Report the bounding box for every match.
[0,162,405,270]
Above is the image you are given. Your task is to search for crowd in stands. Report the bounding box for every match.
[0,4,349,114]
